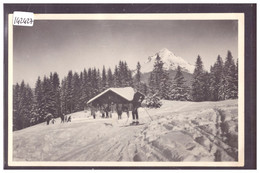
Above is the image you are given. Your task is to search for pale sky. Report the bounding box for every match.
[13,20,238,87]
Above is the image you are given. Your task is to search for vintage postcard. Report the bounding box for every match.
[7,11,246,168]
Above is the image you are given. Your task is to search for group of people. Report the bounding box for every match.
[90,93,144,125]
[45,93,144,125]
[60,113,71,123]
[45,113,72,125]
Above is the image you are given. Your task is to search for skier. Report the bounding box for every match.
[131,93,144,125]
[68,116,71,122]
[46,113,52,125]
[60,113,65,123]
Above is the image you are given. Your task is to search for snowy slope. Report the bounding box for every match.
[13,100,238,162]
[142,48,195,73]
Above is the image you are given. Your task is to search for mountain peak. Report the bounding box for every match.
[142,48,195,73]
[159,48,171,53]
[157,48,175,58]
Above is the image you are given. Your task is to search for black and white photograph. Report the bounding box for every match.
[5,6,254,168]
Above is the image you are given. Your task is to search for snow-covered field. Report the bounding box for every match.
[13,100,238,162]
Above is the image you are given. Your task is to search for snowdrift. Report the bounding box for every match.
[13,99,238,162]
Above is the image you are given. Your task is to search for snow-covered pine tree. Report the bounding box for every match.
[42,75,56,115]
[24,84,34,127]
[78,69,88,110]
[92,68,100,97]
[13,83,20,130]
[210,55,224,101]
[134,62,148,95]
[170,66,189,100]
[60,77,67,115]
[18,81,27,129]
[202,72,211,101]
[127,70,134,87]
[34,77,43,122]
[160,69,171,100]
[118,61,125,87]
[134,61,142,91]
[72,72,81,112]
[52,72,61,117]
[87,68,93,99]
[97,69,102,92]
[144,94,162,108]
[223,51,237,99]
[148,72,156,95]
[102,66,108,91]
[191,55,206,101]
[113,65,120,87]
[141,83,148,96]
[148,55,170,99]
[234,59,238,98]
[107,68,114,88]
[13,81,35,130]
[65,71,74,113]
[79,71,85,110]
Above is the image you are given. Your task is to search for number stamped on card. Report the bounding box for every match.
[13,11,34,26]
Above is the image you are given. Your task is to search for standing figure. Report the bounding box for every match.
[60,113,65,123]
[123,104,129,118]
[105,103,112,118]
[132,93,144,125]
[90,104,96,119]
[101,104,106,118]
[46,113,52,125]
[117,103,123,120]
[68,116,71,122]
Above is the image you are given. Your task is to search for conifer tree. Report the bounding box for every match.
[102,66,108,90]
[222,51,237,99]
[114,65,120,87]
[87,68,93,99]
[148,55,170,99]
[191,55,206,101]
[141,83,148,95]
[135,61,142,91]
[202,72,211,101]
[92,68,100,97]
[127,70,134,87]
[42,76,56,115]
[13,83,20,130]
[60,78,67,114]
[34,77,45,122]
[52,72,61,117]
[13,81,35,130]
[24,84,34,126]
[170,66,189,100]
[66,71,74,113]
[72,72,81,112]
[234,59,238,98]
[97,69,102,92]
[79,69,88,110]
[210,55,224,101]
[107,68,114,88]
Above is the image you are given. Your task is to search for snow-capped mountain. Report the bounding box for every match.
[142,48,195,73]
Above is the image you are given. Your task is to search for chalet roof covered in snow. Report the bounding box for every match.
[87,87,144,105]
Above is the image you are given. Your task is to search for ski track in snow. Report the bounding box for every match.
[13,100,238,162]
